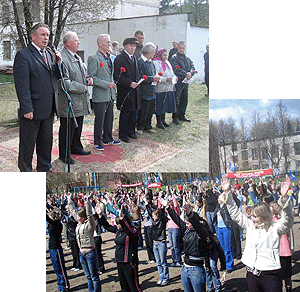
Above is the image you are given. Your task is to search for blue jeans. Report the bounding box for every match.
[80,250,101,292]
[49,248,70,291]
[218,227,234,271]
[153,241,169,282]
[181,264,206,292]
[206,211,217,234]
[206,249,222,292]
[168,228,182,264]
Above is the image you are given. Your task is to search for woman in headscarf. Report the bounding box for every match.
[153,48,178,128]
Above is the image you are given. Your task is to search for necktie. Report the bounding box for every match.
[40,49,48,65]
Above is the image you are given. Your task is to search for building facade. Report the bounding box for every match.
[219,132,300,175]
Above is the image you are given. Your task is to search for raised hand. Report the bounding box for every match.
[160,197,168,207]
[221,174,230,192]
[96,204,103,217]
[182,203,191,215]
[280,177,291,197]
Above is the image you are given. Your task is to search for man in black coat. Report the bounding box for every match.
[170,41,195,123]
[113,37,141,143]
[13,23,61,172]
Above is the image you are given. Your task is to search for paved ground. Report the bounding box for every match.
[46,207,300,292]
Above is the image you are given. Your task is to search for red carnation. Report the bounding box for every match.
[158,72,163,76]
[175,65,180,69]
[142,75,148,80]
[99,62,104,67]
[120,67,126,72]
[194,70,198,74]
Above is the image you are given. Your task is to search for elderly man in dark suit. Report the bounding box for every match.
[88,34,120,151]
[13,23,61,172]
[113,37,141,143]
[57,31,92,165]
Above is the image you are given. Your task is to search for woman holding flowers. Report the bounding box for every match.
[153,48,177,129]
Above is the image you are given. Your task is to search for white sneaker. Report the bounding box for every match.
[149,260,155,264]
[73,268,80,272]
[147,129,157,134]
[70,267,75,271]
[136,130,143,135]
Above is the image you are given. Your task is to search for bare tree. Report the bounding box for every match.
[209,120,221,177]
[1,0,116,49]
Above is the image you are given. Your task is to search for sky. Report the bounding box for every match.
[209,99,300,126]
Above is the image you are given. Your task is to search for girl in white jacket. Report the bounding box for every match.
[219,175,294,292]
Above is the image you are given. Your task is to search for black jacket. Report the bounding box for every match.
[13,44,61,120]
[113,50,141,111]
[46,214,62,250]
[167,206,208,267]
[213,204,233,228]
[98,215,139,263]
[170,52,195,82]
[146,205,168,241]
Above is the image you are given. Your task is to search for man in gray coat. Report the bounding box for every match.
[57,31,92,164]
[88,34,120,151]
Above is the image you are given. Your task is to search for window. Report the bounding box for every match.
[283,143,290,156]
[32,0,41,22]
[252,149,258,160]
[233,155,238,163]
[271,145,279,158]
[2,5,10,25]
[232,144,237,152]
[261,148,267,159]
[16,3,25,24]
[3,41,11,60]
[241,142,247,150]
[295,142,300,155]
[242,150,248,161]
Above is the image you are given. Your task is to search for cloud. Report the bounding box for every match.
[209,106,247,121]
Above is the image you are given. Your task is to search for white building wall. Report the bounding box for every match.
[67,13,208,83]
[113,0,160,18]
[186,24,209,82]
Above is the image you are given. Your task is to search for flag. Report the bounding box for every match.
[215,176,220,185]
[215,187,220,193]
[289,170,297,181]
[229,163,236,172]
[194,177,198,182]
[155,174,161,183]
[265,157,271,167]
[274,169,280,177]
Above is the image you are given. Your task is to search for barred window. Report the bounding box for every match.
[3,41,11,60]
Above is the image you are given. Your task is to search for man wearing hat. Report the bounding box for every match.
[113,37,141,143]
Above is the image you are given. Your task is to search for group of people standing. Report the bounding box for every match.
[46,175,297,292]
[14,23,197,171]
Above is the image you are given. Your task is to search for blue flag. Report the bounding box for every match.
[155,174,161,183]
[215,176,220,185]
[274,169,280,177]
[194,177,198,182]
[265,157,271,167]
[229,163,236,172]
[289,170,297,181]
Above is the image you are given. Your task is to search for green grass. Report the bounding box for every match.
[0,83,19,131]
[0,83,209,152]
[0,73,14,83]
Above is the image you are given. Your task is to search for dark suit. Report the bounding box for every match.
[13,44,60,172]
[113,50,140,140]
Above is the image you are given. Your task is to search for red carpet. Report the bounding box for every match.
[0,121,181,172]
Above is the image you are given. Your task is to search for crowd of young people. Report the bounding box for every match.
[46,175,298,292]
